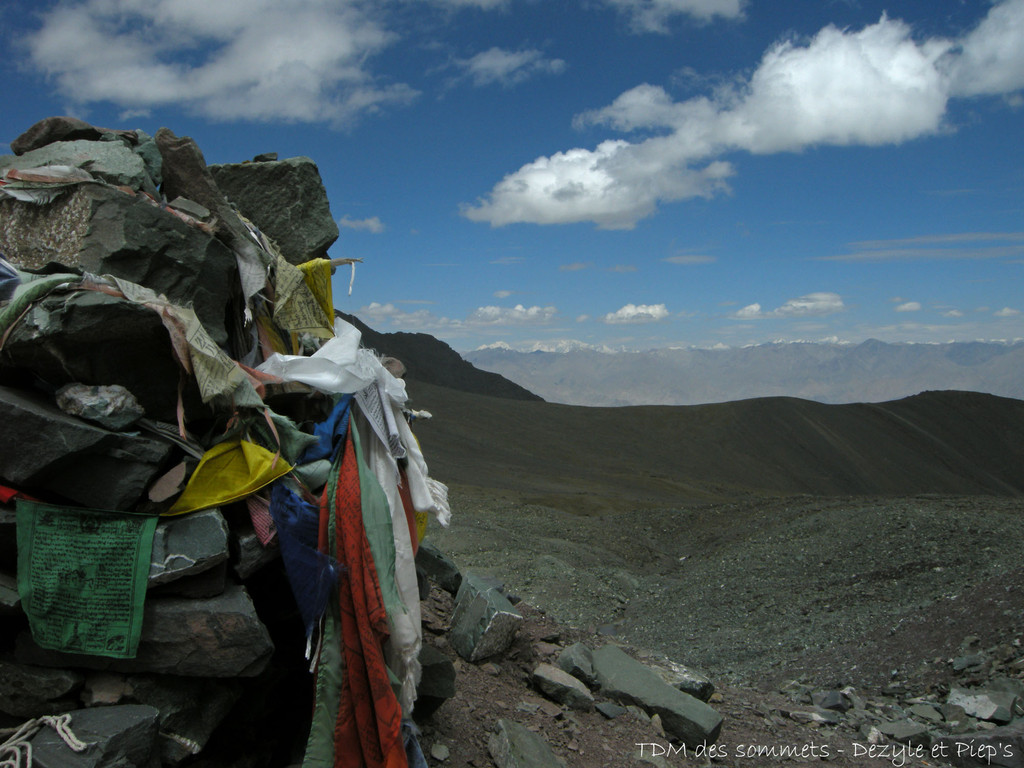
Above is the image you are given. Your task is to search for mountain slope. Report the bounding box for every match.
[338,312,541,401]
[409,384,1024,510]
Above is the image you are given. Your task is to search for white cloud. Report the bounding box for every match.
[493,289,514,298]
[339,215,385,233]
[733,292,845,319]
[603,0,746,33]
[943,309,965,318]
[895,301,922,312]
[24,0,417,125]
[947,0,1024,97]
[995,307,1021,317]
[603,303,670,323]
[467,304,558,325]
[464,3,1024,229]
[451,47,565,88]
[663,254,715,264]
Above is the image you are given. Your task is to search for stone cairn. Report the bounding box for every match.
[0,117,730,768]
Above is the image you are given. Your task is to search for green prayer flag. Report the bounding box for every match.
[16,499,158,659]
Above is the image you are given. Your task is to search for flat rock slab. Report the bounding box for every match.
[591,644,723,748]
[488,718,566,768]
[29,704,161,768]
[17,584,273,677]
[0,660,83,717]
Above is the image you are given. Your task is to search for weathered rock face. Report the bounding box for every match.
[0,139,155,192]
[209,156,339,265]
[0,384,172,510]
[450,571,524,662]
[0,183,238,345]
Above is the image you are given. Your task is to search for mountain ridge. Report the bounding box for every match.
[464,339,1024,406]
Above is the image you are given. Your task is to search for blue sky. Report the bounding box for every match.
[2,0,1023,352]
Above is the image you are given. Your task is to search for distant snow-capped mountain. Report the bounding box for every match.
[463,339,1024,406]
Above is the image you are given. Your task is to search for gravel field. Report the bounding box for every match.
[428,489,1024,687]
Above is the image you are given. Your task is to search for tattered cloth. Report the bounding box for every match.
[325,427,406,768]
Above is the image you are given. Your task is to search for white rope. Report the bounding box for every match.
[0,714,89,768]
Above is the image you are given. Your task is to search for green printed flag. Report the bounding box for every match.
[16,500,158,659]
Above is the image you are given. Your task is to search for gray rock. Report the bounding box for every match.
[416,540,463,595]
[596,701,628,719]
[488,718,566,768]
[0,383,172,510]
[877,719,931,746]
[934,721,1024,768]
[17,584,274,677]
[908,702,944,723]
[0,291,200,423]
[0,571,20,613]
[789,707,843,725]
[0,139,154,191]
[811,689,851,712]
[209,156,338,265]
[0,660,83,717]
[556,642,595,688]
[149,509,230,587]
[128,674,242,766]
[531,662,594,711]
[640,651,715,702]
[28,704,161,768]
[591,644,722,748]
[10,116,109,155]
[416,644,456,718]
[0,183,238,344]
[55,383,145,430]
[230,522,280,580]
[950,687,1021,724]
[450,571,523,662]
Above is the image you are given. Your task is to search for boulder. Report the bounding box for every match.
[591,644,723,748]
[0,290,200,422]
[0,183,239,345]
[0,660,83,717]
[0,384,172,510]
[10,116,110,155]
[488,718,566,768]
[950,686,1021,725]
[450,571,523,662]
[416,540,463,595]
[28,704,161,768]
[531,662,594,711]
[415,644,456,718]
[128,674,242,766]
[16,584,274,677]
[209,156,338,265]
[556,642,595,688]
[149,508,230,588]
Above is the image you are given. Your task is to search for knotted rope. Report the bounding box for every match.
[0,714,89,768]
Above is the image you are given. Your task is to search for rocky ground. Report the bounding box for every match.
[411,487,1024,767]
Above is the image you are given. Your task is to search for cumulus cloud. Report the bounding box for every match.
[734,292,845,319]
[995,307,1022,317]
[24,0,417,125]
[450,47,566,88]
[464,1,1024,229]
[467,304,558,325]
[603,303,670,323]
[603,0,746,33]
[895,301,922,312]
[339,215,385,233]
